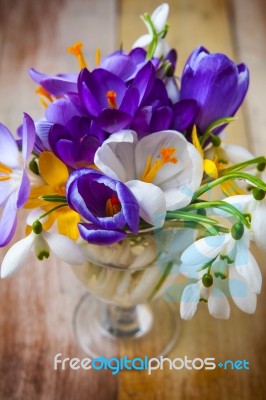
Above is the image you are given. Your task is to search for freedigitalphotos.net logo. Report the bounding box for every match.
[54,354,250,375]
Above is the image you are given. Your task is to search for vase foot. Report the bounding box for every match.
[73,293,180,359]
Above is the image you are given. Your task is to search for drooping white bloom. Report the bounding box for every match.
[180,230,262,318]
[94,129,203,227]
[132,3,170,57]
[0,228,85,278]
[221,194,266,251]
[180,281,230,320]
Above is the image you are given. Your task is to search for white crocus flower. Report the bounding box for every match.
[132,3,170,57]
[222,193,266,251]
[94,129,203,227]
[0,219,85,278]
[180,228,262,317]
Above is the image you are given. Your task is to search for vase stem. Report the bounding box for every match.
[102,303,153,338]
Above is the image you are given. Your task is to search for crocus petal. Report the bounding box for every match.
[22,113,36,163]
[56,208,80,241]
[1,234,34,278]
[78,223,126,245]
[39,151,69,188]
[98,109,132,133]
[172,100,198,132]
[45,98,80,125]
[116,181,139,233]
[29,68,78,96]
[180,283,200,320]
[126,180,166,227]
[16,170,30,208]
[229,266,257,314]
[80,82,102,117]
[0,123,19,168]
[42,232,85,265]
[95,130,137,182]
[0,195,18,247]
[208,287,230,319]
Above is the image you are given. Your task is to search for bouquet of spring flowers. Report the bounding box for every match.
[1,3,265,320]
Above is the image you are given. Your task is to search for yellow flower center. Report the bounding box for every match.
[106,90,117,109]
[0,162,12,181]
[106,195,121,217]
[141,147,178,183]
[67,41,87,69]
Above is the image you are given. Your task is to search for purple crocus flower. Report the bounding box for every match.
[78,62,157,134]
[179,46,249,133]
[29,68,78,96]
[49,116,106,168]
[66,169,139,245]
[100,47,160,81]
[0,113,36,246]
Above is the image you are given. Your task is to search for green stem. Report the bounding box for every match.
[200,117,236,147]
[219,156,266,176]
[38,204,68,221]
[193,172,266,200]
[182,200,249,228]
[148,262,174,301]
[166,210,220,225]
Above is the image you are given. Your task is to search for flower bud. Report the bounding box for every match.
[211,135,221,147]
[202,273,213,287]
[32,220,43,234]
[257,162,266,172]
[231,222,244,240]
[253,187,265,201]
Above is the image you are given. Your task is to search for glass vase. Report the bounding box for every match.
[72,227,193,359]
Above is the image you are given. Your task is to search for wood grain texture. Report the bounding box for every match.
[119,1,266,399]
[0,0,265,399]
[0,1,119,399]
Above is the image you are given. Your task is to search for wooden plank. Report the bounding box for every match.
[228,0,266,155]
[0,0,266,399]
[119,1,266,399]
[0,1,119,399]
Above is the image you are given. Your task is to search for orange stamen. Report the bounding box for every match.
[106,90,117,109]
[35,86,53,102]
[0,162,13,174]
[0,176,11,181]
[67,41,87,69]
[106,195,121,217]
[141,147,178,183]
[95,48,101,66]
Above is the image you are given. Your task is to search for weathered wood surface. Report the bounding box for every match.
[0,0,265,399]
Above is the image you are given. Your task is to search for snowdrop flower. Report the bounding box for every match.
[0,113,35,246]
[95,129,203,227]
[132,3,170,58]
[0,218,85,278]
[221,190,266,251]
[180,278,230,320]
[179,223,262,318]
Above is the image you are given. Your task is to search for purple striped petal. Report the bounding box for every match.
[22,113,36,163]
[78,223,126,245]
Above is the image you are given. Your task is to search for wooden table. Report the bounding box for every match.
[0,0,265,398]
